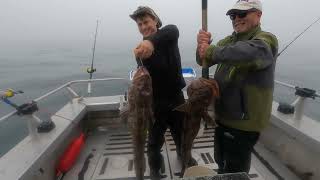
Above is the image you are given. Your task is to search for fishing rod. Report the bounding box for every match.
[87,20,99,94]
[201,0,209,79]
[277,17,320,57]
[274,17,320,101]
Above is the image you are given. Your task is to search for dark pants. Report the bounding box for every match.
[147,91,185,171]
[214,124,260,174]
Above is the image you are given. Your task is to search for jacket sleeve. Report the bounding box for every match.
[205,33,278,70]
[196,38,227,67]
[146,25,179,46]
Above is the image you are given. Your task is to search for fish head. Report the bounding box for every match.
[187,79,212,105]
[132,67,153,100]
[186,78,220,112]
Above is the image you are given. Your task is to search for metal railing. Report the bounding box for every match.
[1,78,319,133]
[0,78,126,137]
[275,80,319,124]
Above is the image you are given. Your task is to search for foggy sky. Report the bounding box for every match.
[1,0,319,49]
[0,0,319,77]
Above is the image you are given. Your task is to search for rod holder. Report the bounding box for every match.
[291,97,306,126]
[24,114,41,139]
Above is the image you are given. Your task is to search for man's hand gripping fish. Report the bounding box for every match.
[175,78,219,176]
[125,67,154,180]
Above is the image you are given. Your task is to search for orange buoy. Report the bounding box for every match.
[56,132,85,177]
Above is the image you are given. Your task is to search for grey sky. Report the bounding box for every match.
[0,0,319,58]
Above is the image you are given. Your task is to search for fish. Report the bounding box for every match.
[174,77,219,176]
[122,66,154,180]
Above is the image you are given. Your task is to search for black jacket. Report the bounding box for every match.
[143,25,186,100]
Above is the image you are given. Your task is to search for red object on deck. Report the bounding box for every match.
[56,132,85,176]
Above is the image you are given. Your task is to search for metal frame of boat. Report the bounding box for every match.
[0,77,319,180]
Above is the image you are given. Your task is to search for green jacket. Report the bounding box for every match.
[196,25,278,132]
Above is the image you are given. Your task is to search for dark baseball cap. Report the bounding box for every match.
[130,6,162,28]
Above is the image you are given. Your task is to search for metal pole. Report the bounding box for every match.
[274,80,296,89]
[201,0,209,79]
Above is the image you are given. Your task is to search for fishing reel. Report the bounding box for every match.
[87,67,96,74]
[295,87,317,99]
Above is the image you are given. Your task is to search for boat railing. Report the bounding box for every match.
[0,68,196,141]
[0,78,126,138]
[1,77,319,138]
[274,80,319,123]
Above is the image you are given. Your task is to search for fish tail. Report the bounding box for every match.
[133,132,146,179]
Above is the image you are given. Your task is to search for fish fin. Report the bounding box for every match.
[202,111,217,128]
[173,103,190,112]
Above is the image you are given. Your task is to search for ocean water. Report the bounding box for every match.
[0,43,319,157]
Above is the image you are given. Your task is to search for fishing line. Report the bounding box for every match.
[278,17,320,57]
[138,58,144,66]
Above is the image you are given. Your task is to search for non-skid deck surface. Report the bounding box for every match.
[63,127,292,180]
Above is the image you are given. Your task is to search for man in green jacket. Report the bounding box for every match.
[197,0,278,174]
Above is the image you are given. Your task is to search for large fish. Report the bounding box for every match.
[175,77,219,176]
[122,66,154,180]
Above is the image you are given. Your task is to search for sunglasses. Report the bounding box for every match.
[229,12,249,20]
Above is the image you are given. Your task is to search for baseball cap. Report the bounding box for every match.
[130,6,162,28]
[226,0,262,15]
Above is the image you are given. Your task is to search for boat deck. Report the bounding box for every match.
[63,126,299,180]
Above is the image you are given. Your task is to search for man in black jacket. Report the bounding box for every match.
[130,6,188,179]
